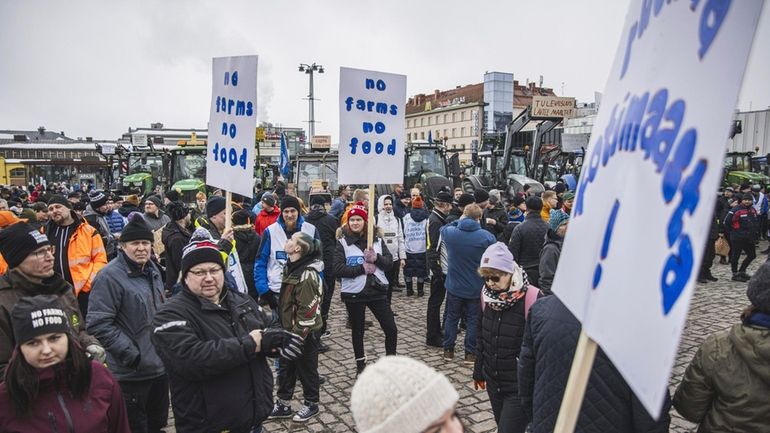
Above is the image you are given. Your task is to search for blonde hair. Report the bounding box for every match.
[195,191,206,201]
[463,203,482,220]
[542,190,556,200]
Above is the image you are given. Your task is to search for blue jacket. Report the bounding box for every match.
[329,197,346,219]
[253,215,320,296]
[441,218,496,299]
[106,210,125,234]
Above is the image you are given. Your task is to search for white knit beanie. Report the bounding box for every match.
[350,356,460,433]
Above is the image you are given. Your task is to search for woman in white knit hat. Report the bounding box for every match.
[351,355,464,433]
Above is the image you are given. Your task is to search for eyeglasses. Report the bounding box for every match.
[483,275,501,283]
[188,267,223,278]
[32,246,55,260]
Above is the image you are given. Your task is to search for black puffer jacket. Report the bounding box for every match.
[161,221,191,292]
[508,212,549,274]
[473,298,526,393]
[233,224,261,298]
[518,296,671,433]
[538,229,563,294]
[151,284,273,433]
[483,203,508,237]
[305,207,339,275]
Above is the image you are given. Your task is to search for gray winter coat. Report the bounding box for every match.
[87,251,166,381]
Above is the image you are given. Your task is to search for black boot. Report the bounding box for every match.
[356,359,366,376]
[406,281,414,296]
[417,282,424,297]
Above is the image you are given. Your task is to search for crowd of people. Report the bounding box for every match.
[0,179,768,433]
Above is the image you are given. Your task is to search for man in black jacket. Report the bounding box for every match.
[518,295,671,433]
[303,195,339,349]
[161,201,192,294]
[151,235,303,433]
[508,197,549,286]
[425,191,453,347]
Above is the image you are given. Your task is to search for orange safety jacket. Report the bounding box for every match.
[0,254,6,276]
[44,219,107,296]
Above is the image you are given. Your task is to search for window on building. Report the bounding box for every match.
[10,168,25,177]
[452,113,456,122]
[407,133,411,141]
[452,128,456,138]
[436,115,440,124]
[443,114,447,123]
[461,111,465,121]
[407,119,411,128]
[443,129,447,137]
[427,117,431,126]
[421,118,424,127]
[461,127,466,136]
[421,132,425,139]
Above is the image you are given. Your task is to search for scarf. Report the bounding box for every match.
[482,265,529,311]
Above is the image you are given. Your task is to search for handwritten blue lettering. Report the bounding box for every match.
[620,0,731,79]
[574,87,707,314]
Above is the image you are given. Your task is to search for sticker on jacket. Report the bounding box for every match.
[275,251,288,260]
[346,256,365,266]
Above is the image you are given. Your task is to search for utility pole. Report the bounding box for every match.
[298,63,324,149]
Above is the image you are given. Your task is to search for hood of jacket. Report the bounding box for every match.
[305,207,328,222]
[457,217,482,232]
[284,253,324,282]
[409,207,430,222]
[161,220,190,244]
[83,204,104,217]
[729,323,770,385]
[117,204,140,217]
[544,228,564,247]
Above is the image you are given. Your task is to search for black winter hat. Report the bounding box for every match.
[12,295,71,345]
[474,189,490,204]
[310,195,327,207]
[554,183,567,194]
[88,190,109,209]
[120,214,154,243]
[166,201,190,222]
[181,229,225,278]
[434,191,453,204]
[206,196,226,218]
[280,195,301,212]
[144,195,163,210]
[165,189,181,202]
[512,196,526,208]
[526,196,543,212]
[48,195,72,209]
[232,209,251,226]
[747,261,770,312]
[0,222,51,269]
[457,193,475,208]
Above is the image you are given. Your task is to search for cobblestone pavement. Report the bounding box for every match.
[165,246,766,433]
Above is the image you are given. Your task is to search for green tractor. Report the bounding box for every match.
[120,150,166,196]
[169,143,207,204]
[724,152,770,188]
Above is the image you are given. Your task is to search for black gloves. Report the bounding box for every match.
[260,329,304,360]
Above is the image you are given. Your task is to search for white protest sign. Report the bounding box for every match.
[339,67,406,184]
[552,0,763,418]
[206,55,258,197]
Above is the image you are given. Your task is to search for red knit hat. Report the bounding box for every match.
[347,202,368,223]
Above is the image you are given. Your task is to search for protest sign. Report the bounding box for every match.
[532,96,576,118]
[552,0,764,422]
[206,55,258,198]
[338,67,406,185]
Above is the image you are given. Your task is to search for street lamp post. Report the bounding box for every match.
[298,63,324,148]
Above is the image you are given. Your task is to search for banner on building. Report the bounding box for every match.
[206,55,258,197]
[552,0,763,418]
[338,67,406,184]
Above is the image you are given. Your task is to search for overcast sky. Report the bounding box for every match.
[1,0,768,141]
